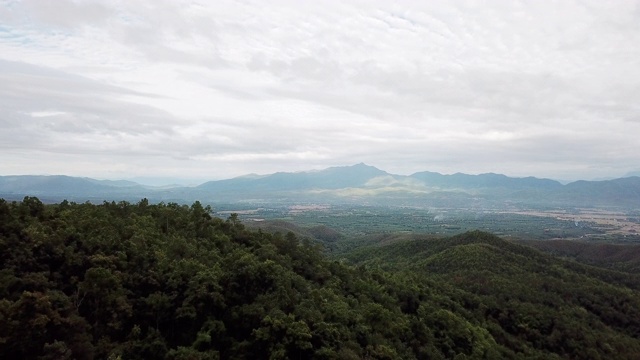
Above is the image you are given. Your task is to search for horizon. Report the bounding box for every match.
[2,1,640,181]
[2,162,639,187]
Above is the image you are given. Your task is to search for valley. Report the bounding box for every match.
[506,208,640,237]
[236,204,640,245]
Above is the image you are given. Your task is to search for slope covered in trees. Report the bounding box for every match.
[2,198,640,359]
[343,231,640,358]
[522,239,640,273]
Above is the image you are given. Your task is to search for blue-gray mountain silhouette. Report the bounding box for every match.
[1,164,639,207]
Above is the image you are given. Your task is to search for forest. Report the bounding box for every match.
[2,197,640,359]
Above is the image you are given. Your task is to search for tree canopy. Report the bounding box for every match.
[1,197,640,359]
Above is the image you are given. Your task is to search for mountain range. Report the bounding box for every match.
[1,163,639,208]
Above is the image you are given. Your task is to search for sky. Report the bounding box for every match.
[1,0,640,183]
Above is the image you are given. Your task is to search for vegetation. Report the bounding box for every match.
[523,239,640,273]
[242,206,627,254]
[2,197,640,359]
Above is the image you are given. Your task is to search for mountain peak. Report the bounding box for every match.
[328,162,381,170]
[322,163,388,176]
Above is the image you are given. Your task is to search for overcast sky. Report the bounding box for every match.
[1,0,639,183]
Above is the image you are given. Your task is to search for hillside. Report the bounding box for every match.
[342,231,640,358]
[522,239,640,273]
[2,198,640,359]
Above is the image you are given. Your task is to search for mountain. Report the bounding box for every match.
[410,171,562,191]
[0,175,127,195]
[84,178,141,188]
[1,166,640,208]
[0,175,153,201]
[197,163,388,193]
[550,176,640,207]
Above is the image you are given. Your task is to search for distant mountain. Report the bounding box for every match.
[84,178,141,188]
[551,176,640,207]
[197,163,388,193]
[1,166,640,208]
[125,176,207,187]
[0,175,123,195]
[0,175,153,201]
[410,171,562,191]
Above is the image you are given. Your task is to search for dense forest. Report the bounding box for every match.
[2,197,640,359]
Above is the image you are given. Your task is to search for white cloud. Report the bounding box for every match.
[1,0,639,181]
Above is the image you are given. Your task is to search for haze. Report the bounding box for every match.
[1,0,639,182]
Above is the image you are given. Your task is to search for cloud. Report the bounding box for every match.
[21,0,115,28]
[0,0,639,181]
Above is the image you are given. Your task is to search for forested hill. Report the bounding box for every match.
[2,197,640,359]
